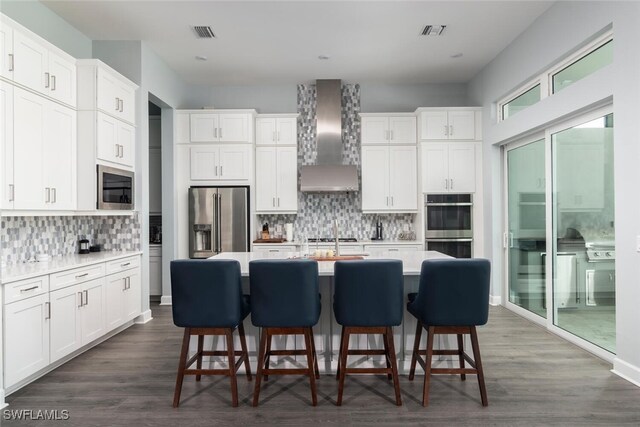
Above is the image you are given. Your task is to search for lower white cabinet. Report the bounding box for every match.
[149,246,162,296]
[105,268,141,329]
[4,293,50,387]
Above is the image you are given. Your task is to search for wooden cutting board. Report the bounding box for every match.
[253,238,287,243]
[308,255,364,261]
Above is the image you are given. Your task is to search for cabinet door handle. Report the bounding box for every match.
[219,128,222,139]
[273,131,276,142]
[9,184,14,202]
[215,165,218,176]
[444,179,448,190]
[51,188,56,203]
[390,130,394,140]
[45,302,51,320]
[115,144,120,158]
[121,262,131,267]
[272,197,275,207]
[277,131,280,141]
[84,290,89,305]
[277,197,280,207]
[75,273,89,279]
[45,187,50,203]
[119,145,124,158]
[444,125,448,136]
[214,127,217,138]
[119,99,124,112]
[220,166,223,176]
[115,97,120,111]
[386,196,389,206]
[450,125,454,136]
[8,53,14,71]
[123,278,127,291]
[20,285,39,293]
[391,196,394,206]
[78,291,83,307]
[450,179,453,190]
[51,75,56,91]
[45,72,50,88]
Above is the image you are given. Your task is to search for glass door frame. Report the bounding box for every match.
[501,104,615,363]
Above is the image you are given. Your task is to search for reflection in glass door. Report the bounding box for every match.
[552,113,615,353]
[506,139,546,318]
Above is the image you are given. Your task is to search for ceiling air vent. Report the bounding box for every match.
[193,26,216,38]
[421,25,446,36]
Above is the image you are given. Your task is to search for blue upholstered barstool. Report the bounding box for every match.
[170,259,252,408]
[407,258,491,407]
[333,259,404,406]
[249,259,321,406]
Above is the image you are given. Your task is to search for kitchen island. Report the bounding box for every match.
[205,250,453,373]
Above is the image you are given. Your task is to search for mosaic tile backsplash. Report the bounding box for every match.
[257,83,416,241]
[1,214,141,265]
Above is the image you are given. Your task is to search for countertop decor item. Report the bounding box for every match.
[89,244,102,252]
[79,238,90,255]
[261,223,270,240]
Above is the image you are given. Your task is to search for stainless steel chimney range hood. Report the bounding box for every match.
[300,79,359,192]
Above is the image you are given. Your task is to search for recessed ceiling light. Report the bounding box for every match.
[318,55,330,60]
[450,53,463,58]
[195,55,208,61]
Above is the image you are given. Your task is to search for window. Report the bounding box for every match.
[501,84,541,120]
[552,40,613,93]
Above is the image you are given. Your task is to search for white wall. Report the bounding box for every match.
[0,0,92,58]
[468,1,640,386]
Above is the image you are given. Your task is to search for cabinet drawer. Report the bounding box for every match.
[4,275,50,304]
[253,245,298,254]
[364,245,422,253]
[106,255,140,275]
[50,263,105,292]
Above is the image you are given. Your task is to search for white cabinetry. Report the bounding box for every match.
[96,111,135,168]
[10,29,76,107]
[361,115,416,145]
[4,292,50,388]
[421,142,476,193]
[190,145,251,181]
[105,268,141,329]
[418,109,476,140]
[190,113,251,143]
[256,116,297,145]
[149,246,162,296]
[252,245,298,254]
[12,87,76,210]
[96,67,135,125]
[49,278,105,363]
[255,146,298,213]
[0,81,13,209]
[0,18,13,80]
[361,145,417,213]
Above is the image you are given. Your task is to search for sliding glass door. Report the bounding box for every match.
[504,109,616,355]
[505,139,546,318]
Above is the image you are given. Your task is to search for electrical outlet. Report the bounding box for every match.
[403,224,410,232]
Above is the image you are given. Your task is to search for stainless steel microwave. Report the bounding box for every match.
[97,165,134,210]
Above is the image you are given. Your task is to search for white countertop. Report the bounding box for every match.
[253,240,422,246]
[1,251,143,284]
[210,250,449,276]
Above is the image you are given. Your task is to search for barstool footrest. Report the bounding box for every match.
[344,367,393,375]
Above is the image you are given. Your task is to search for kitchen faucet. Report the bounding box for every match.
[333,219,340,256]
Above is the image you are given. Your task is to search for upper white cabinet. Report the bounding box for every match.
[77,60,137,126]
[361,145,418,212]
[0,18,14,80]
[96,111,135,168]
[0,81,14,209]
[12,87,76,210]
[256,115,297,145]
[190,112,251,143]
[190,144,251,181]
[418,108,478,141]
[361,114,416,145]
[8,27,76,108]
[255,146,298,213]
[421,142,476,193]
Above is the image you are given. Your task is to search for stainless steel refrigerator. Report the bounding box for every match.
[189,187,249,258]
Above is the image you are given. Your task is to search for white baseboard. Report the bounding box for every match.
[0,388,6,408]
[134,309,153,324]
[489,295,502,306]
[612,358,640,388]
[160,295,172,306]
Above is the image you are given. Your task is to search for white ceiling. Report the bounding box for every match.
[42,0,554,86]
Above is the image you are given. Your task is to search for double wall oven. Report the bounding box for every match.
[425,194,473,258]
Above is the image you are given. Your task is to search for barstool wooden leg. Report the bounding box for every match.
[422,326,435,407]
[382,329,392,380]
[195,334,204,381]
[386,327,402,406]
[336,327,350,406]
[226,329,239,407]
[470,326,488,407]
[238,323,252,381]
[304,327,318,406]
[408,321,422,381]
[457,334,466,381]
[264,330,272,381]
[173,328,191,408]
[253,328,268,407]
[336,327,345,380]
[310,330,320,379]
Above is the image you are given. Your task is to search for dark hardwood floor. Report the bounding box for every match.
[5,304,640,426]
